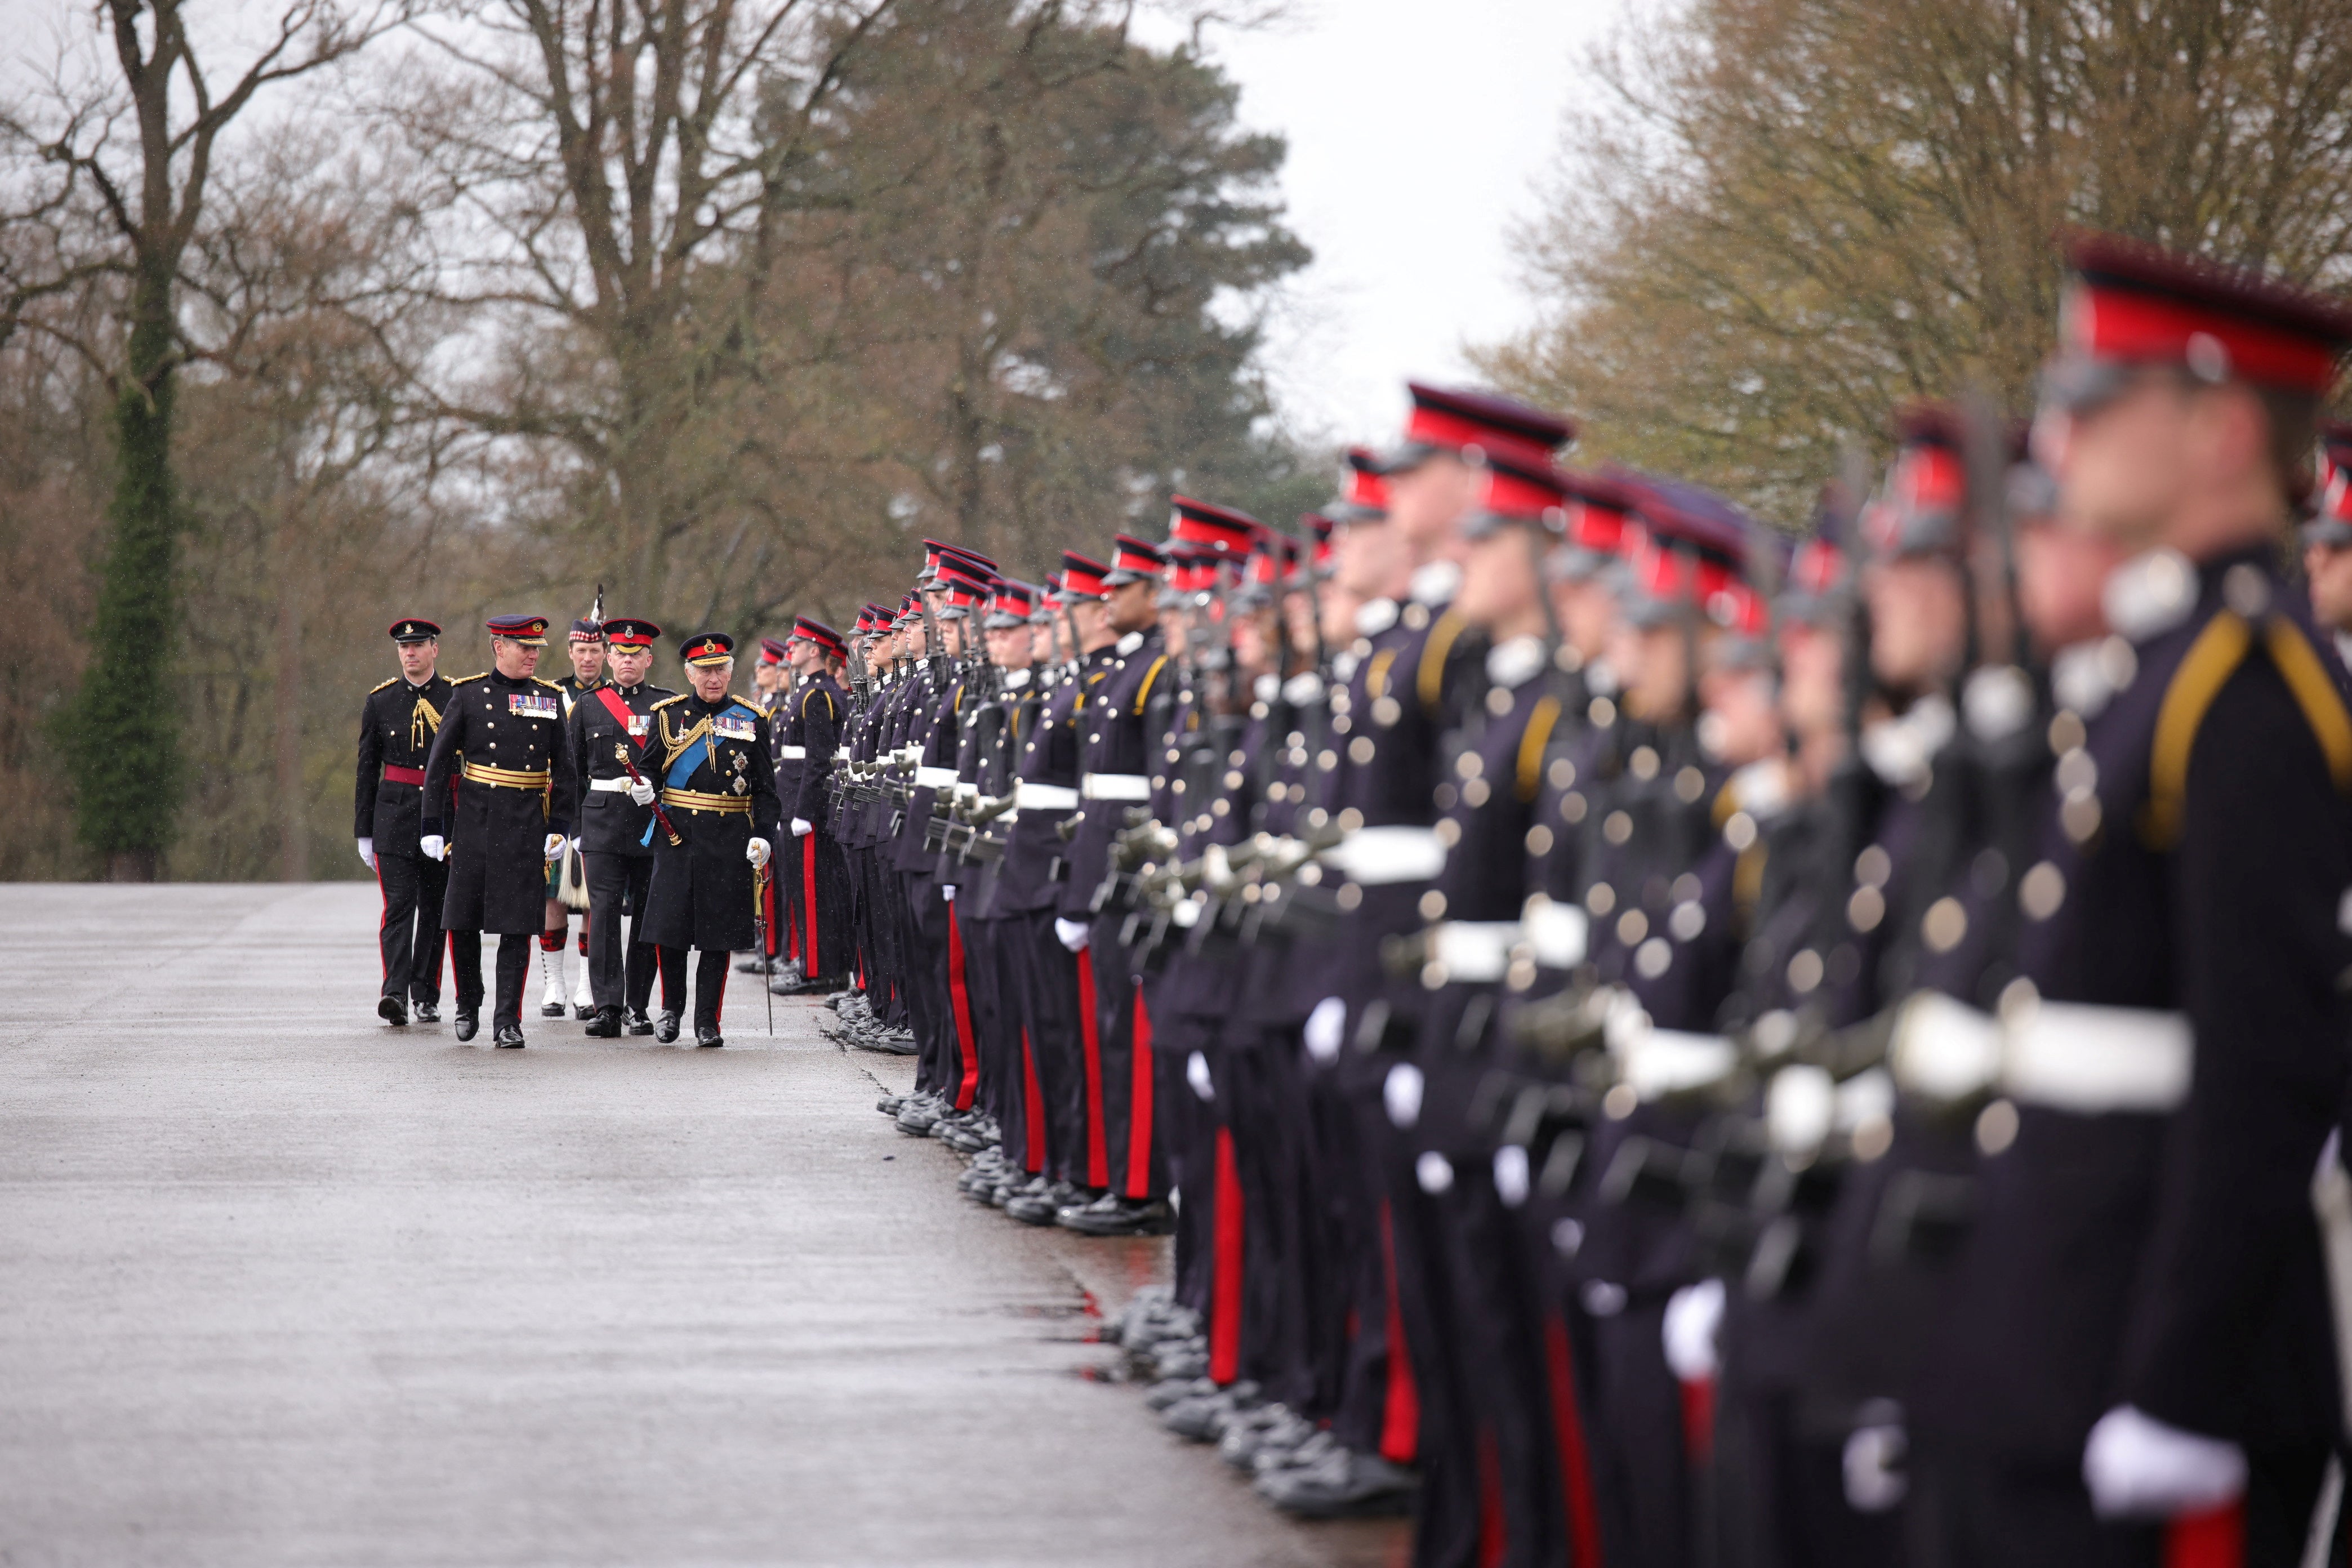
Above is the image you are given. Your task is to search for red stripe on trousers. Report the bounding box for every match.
[1124,990,1155,1199]
[712,964,725,1026]
[1210,1126,1245,1384]
[1477,1427,1508,1568]
[946,906,979,1112]
[803,834,819,973]
[1377,1201,1422,1465]
[375,856,390,986]
[1021,1028,1047,1173]
[1076,947,1107,1189]
[1680,1377,1716,1467]
[2167,1504,2244,1568]
[1544,1314,1606,1567]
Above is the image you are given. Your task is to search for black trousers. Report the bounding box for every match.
[451,932,533,1026]
[652,946,733,1033]
[1087,911,1165,1201]
[376,850,449,1004]
[1008,908,1091,1186]
[901,871,961,1100]
[585,852,658,1012]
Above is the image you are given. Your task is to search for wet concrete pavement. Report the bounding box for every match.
[0,884,1406,1567]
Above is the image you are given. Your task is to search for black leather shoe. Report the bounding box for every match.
[453,1012,479,1042]
[413,1001,440,1024]
[573,1002,595,1021]
[733,951,772,974]
[1058,1195,1175,1237]
[377,995,408,1026]
[654,1010,681,1043]
[583,1007,622,1039]
[774,974,845,996]
[695,1024,724,1048]
[625,1009,653,1036]
[493,1024,526,1049]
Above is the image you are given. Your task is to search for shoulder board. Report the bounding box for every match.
[369,676,399,693]
[649,693,688,711]
[451,671,489,685]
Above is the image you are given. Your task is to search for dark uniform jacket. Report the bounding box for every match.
[564,678,675,857]
[355,671,455,855]
[1922,550,2352,1462]
[637,689,781,952]
[1061,626,1176,926]
[999,654,1110,917]
[421,669,578,934]
[782,671,847,830]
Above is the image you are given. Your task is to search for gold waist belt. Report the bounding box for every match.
[660,787,751,816]
[461,761,551,789]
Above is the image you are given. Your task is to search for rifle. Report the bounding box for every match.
[615,742,683,847]
[847,633,873,707]
[917,586,952,688]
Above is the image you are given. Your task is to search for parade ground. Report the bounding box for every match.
[0,884,1404,1567]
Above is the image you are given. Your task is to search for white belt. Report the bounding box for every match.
[588,776,636,792]
[1082,772,1152,801]
[1426,921,1522,983]
[777,745,807,759]
[1016,781,1079,810]
[915,765,960,789]
[1321,825,1445,885]
[1890,991,2193,1113]
[1524,898,1590,968]
[2006,1000,2192,1113]
[1619,1028,1740,1101]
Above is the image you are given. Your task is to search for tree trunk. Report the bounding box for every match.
[274,528,308,882]
[64,259,183,879]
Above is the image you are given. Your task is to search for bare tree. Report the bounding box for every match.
[1480,0,2352,524]
[1,0,404,877]
[385,0,897,623]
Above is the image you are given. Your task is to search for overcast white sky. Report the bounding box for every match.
[1142,0,1631,446]
[0,0,1629,448]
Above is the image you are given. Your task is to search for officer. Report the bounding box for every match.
[638,632,781,1047]
[776,616,853,996]
[355,617,453,1026]
[419,613,578,1046]
[542,613,608,1018]
[1913,232,2352,1567]
[1055,532,1179,1237]
[564,616,673,1039]
[995,553,1120,1224]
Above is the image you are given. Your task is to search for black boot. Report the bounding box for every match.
[695,1023,725,1049]
[413,1001,440,1024]
[454,1011,479,1043]
[583,1006,622,1039]
[655,1010,681,1043]
[377,995,408,1026]
[493,1023,527,1049]
[625,1008,654,1036]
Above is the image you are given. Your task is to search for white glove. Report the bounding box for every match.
[746,836,772,869]
[356,838,375,870]
[1303,996,1347,1062]
[2083,1405,2247,1520]
[791,817,813,837]
[1843,1420,1909,1513]
[628,778,656,807]
[544,832,567,861]
[1054,917,1090,952]
[420,834,447,862]
[941,884,955,902]
[1662,1279,1726,1383]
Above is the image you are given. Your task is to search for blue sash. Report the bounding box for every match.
[641,721,721,848]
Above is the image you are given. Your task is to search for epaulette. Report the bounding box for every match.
[450,671,489,685]
[369,676,399,693]
[534,676,563,689]
[649,693,688,711]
